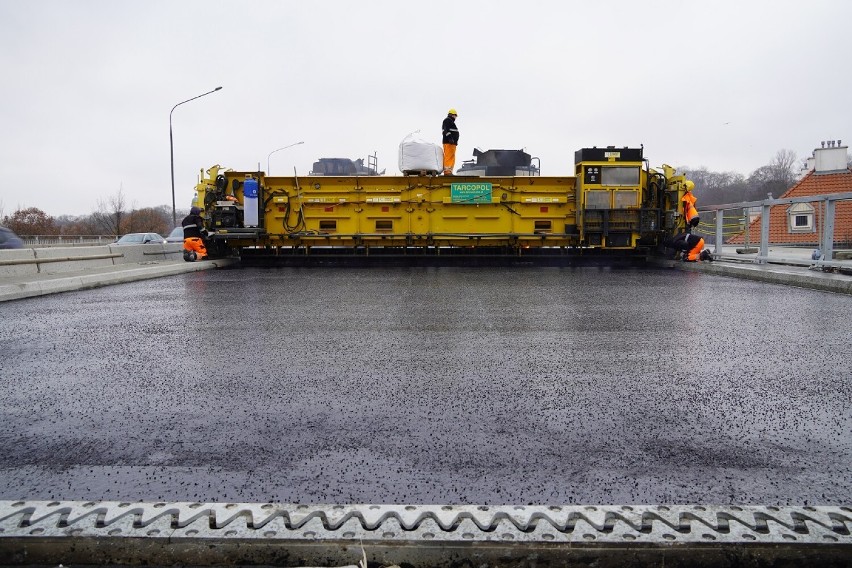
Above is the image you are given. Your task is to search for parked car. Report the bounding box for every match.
[165,226,184,243]
[114,232,166,245]
[0,226,24,249]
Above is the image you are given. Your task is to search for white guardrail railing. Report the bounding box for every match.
[15,235,119,246]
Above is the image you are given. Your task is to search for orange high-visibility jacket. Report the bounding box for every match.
[682,192,699,223]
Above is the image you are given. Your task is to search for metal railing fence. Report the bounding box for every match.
[16,235,117,247]
[695,192,852,266]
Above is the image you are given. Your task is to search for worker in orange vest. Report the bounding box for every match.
[682,180,699,233]
[667,232,713,262]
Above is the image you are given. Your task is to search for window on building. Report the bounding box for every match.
[787,203,815,233]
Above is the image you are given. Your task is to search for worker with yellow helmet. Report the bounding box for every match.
[441,108,460,175]
[682,179,699,232]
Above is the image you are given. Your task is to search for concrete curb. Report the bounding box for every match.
[657,258,852,295]
[0,259,238,303]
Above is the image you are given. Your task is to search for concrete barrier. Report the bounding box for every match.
[0,248,38,278]
[33,245,119,274]
[0,243,198,303]
[107,243,184,263]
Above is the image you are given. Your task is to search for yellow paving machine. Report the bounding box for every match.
[194,146,692,261]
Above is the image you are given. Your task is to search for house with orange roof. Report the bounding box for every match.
[728,141,852,248]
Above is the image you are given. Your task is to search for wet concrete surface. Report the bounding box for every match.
[0,266,850,505]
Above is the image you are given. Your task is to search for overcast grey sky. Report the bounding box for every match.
[1,0,850,217]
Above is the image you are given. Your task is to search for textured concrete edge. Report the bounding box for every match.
[0,501,849,566]
[655,259,852,295]
[0,259,238,303]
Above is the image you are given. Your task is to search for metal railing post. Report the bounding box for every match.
[759,201,771,263]
[715,209,724,254]
[822,197,836,261]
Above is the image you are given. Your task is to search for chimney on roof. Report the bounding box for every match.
[812,138,849,174]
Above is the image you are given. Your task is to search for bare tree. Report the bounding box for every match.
[770,149,798,190]
[90,185,128,235]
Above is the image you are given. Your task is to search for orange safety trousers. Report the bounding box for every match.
[686,237,705,261]
[183,237,207,258]
[443,143,457,174]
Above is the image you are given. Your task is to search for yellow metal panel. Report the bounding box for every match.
[202,171,589,248]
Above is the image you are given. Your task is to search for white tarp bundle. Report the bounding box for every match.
[398,131,442,174]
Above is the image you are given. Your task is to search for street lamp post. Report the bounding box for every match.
[267,141,305,175]
[169,86,223,226]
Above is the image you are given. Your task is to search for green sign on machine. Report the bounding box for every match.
[450,182,493,204]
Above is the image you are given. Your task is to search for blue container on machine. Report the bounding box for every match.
[243,178,259,227]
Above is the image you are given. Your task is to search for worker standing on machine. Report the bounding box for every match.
[442,108,459,175]
[181,206,208,262]
[682,180,699,233]
[667,232,712,262]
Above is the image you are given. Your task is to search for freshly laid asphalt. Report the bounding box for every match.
[0,252,850,506]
